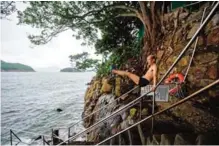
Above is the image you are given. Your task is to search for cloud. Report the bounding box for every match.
[1,2,102,72]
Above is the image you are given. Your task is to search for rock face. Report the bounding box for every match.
[82,6,219,145]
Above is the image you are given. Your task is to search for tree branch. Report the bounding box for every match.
[112,5,139,13]
[116,13,137,18]
[112,5,145,25]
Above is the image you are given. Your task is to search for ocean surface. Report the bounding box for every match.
[1,72,96,145]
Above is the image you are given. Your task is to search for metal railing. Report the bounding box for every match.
[57,2,219,145]
[96,2,219,144]
[9,129,52,145]
[8,127,65,145]
[97,79,219,145]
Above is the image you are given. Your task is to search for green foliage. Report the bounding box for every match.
[96,60,112,77]
[0,1,16,19]
[69,52,99,71]
[18,1,129,45]
[1,60,35,72]
[76,58,99,70]
[18,1,143,76]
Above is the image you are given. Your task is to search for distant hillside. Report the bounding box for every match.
[1,60,35,72]
[60,67,81,72]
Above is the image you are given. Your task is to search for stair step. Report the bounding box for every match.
[68,141,95,145]
[174,133,196,145]
[160,134,175,145]
[196,133,219,145]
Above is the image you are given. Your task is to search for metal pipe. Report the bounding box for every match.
[51,128,53,145]
[151,90,155,134]
[42,135,45,145]
[68,127,70,144]
[11,130,22,142]
[58,2,219,145]
[183,1,204,8]
[97,79,219,145]
[3,127,52,138]
[183,7,207,82]
[10,129,12,146]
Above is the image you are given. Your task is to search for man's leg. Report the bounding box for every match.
[112,70,140,85]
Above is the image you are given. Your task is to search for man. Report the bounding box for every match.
[112,55,157,91]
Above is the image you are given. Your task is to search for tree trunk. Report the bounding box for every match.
[140,1,163,69]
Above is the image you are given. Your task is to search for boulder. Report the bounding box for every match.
[156,50,165,63]
[212,13,219,26]
[207,27,219,45]
[207,64,218,80]
[56,108,63,112]
[188,66,207,86]
[101,78,112,93]
[194,52,218,65]
[200,79,215,87]
[120,120,129,130]
[179,56,190,67]
[129,108,137,118]
[141,108,148,116]
[187,23,200,39]
[115,77,121,97]
[208,90,218,97]
[110,115,122,128]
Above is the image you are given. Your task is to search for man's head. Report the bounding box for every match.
[147,55,156,65]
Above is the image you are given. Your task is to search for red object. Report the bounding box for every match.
[165,73,184,95]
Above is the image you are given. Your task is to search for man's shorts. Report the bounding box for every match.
[139,77,149,87]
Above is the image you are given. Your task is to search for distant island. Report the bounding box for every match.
[1,60,35,72]
[60,67,82,72]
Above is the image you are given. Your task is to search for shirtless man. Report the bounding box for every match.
[112,55,157,91]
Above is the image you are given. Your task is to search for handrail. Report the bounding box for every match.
[58,2,219,145]
[183,1,204,8]
[97,79,219,145]
[7,128,63,146]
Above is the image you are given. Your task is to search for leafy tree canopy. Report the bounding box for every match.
[69,52,99,70]
[17,1,142,45]
[0,1,16,19]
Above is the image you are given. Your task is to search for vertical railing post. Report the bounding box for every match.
[68,127,71,144]
[151,89,155,134]
[42,135,45,145]
[51,129,53,145]
[139,97,142,120]
[10,129,13,146]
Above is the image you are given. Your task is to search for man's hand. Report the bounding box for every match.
[151,86,156,92]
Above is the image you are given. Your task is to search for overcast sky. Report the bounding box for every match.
[0,2,102,72]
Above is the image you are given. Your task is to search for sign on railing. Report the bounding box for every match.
[141,85,169,102]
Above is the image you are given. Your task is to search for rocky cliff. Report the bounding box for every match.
[82,5,219,144]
